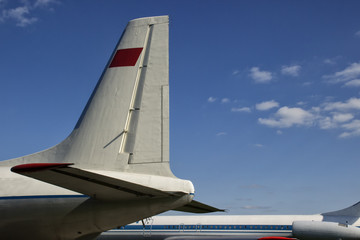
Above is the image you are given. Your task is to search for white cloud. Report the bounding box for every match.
[297,101,306,106]
[281,65,301,77]
[344,79,360,87]
[231,107,251,113]
[258,106,314,128]
[318,116,337,129]
[324,56,343,65]
[250,67,272,83]
[318,113,354,130]
[254,143,264,148]
[232,70,240,76]
[221,98,230,103]
[324,58,336,65]
[355,30,360,38]
[241,205,271,210]
[323,98,360,111]
[2,6,37,27]
[256,97,360,138]
[0,0,57,27]
[256,100,279,111]
[240,184,265,189]
[207,97,217,103]
[324,62,360,83]
[216,132,227,136]
[339,120,360,138]
[34,0,58,8]
[333,113,354,123]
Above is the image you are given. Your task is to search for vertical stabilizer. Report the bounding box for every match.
[1,16,174,177]
[323,201,360,217]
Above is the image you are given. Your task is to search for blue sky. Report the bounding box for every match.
[1,0,360,215]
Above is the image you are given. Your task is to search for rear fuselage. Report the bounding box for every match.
[0,167,193,240]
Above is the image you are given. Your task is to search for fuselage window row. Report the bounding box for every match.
[119,225,292,231]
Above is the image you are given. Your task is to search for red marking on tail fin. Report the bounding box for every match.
[109,48,143,67]
[11,163,73,173]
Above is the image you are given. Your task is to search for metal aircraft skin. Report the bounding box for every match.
[99,202,360,240]
[0,16,220,240]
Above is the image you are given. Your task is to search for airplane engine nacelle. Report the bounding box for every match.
[292,221,360,240]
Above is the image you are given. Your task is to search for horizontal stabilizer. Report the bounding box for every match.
[173,200,224,213]
[11,163,183,201]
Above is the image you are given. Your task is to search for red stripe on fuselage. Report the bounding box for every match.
[109,48,143,67]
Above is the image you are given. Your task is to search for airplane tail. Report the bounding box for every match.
[0,16,173,177]
[321,201,360,225]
